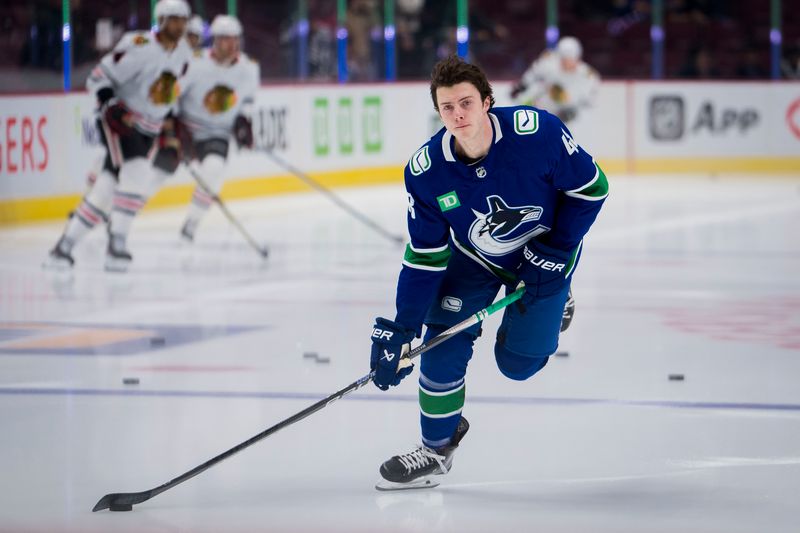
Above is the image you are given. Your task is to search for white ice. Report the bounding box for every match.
[1,174,799,533]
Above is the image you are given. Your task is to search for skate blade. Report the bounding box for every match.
[375,477,440,492]
[104,257,131,273]
[42,258,73,271]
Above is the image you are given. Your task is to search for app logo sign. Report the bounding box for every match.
[649,95,760,141]
[649,96,684,140]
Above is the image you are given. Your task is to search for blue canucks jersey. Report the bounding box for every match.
[396,105,609,333]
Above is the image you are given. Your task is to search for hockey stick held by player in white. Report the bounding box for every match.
[91,285,525,513]
[261,149,406,246]
[186,165,270,259]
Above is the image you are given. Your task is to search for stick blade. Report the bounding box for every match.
[92,491,152,512]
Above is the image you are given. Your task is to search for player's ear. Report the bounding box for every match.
[482,96,490,112]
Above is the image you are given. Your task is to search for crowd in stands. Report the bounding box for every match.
[1,0,798,93]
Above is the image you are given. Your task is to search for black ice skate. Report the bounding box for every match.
[375,416,469,491]
[179,219,197,244]
[105,233,132,272]
[560,289,575,332]
[43,238,75,270]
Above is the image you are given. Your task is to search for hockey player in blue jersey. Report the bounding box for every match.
[370,55,608,490]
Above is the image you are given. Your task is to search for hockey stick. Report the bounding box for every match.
[186,165,269,259]
[92,285,526,512]
[261,149,405,245]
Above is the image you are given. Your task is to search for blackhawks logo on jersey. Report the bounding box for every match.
[203,85,238,114]
[148,71,180,105]
[468,195,548,257]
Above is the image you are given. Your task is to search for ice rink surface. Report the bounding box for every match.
[1,174,799,533]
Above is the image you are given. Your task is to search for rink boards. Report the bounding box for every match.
[1,80,799,224]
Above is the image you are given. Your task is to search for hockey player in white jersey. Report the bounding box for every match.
[46,0,192,271]
[510,36,600,124]
[149,14,259,243]
[186,15,205,51]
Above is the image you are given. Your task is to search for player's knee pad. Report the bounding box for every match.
[419,325,476,386]
[494,343,550,381]
[84,169,117,215]
[117,157,152,196]
[197,153,226,194]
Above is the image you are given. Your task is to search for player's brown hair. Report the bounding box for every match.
[430,55,495,111]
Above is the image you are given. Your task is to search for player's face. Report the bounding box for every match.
[436,82,490,142]
[162,16,187,42]
[561,57,578,71]
[187,32,201,50]
[213,35,240,61]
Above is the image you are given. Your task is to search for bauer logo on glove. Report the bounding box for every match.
[369,317,415,391]
[517,240,574,298]
[523,245,565,272]
[372,327,396,341]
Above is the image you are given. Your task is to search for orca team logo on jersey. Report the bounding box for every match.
[409,146,431,175]
[468,195,548,256]
[513,109,539,135]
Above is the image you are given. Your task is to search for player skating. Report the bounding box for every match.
[510,36,600,124]
[369,55,608,490]
[148,14,259,243]
[46,0,192,271]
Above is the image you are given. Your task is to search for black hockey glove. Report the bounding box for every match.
[557,107,577,124]
[370,317,415,391]
[233,114,253,149]
[102,98,135,137]
[153,117,183,174]
[510,82,526,99]
[517,240,573,299]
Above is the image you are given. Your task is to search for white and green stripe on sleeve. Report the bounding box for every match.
[402,243,451,272]
[564,161,609,201]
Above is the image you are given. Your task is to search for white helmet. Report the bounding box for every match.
[210,15,243,37]
[187,15,204,36]
[556,36,582,60]
[154,0,190,24]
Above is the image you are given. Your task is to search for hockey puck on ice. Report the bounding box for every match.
[109,503,133,512]
[668,374,685,381]
[555,351,569,357]
[315,357,331,364]
[303,351,319,359]
[150,336,165,346]
[122,377,140,385]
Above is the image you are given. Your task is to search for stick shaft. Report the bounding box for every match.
[188,166,265,254]
[93,286,524,510]
[262,149,404,243]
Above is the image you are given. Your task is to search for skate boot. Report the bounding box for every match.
[105,233,132,272]
[560,289,575,332]
[376,416,469,491]
[43,237,75,270]
[179,219,197,244]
